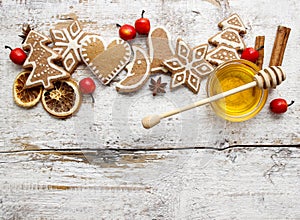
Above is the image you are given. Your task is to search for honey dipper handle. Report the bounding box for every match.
[160,81,257,119]
[142,81,257,129]
[142,66,286,129]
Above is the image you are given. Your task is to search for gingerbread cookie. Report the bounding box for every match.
[22,30,70,90]
[116,46,150,93]
[80,35,132,85]
[148,27,175,74]
[50,20,88,73]
[163,38,214,94]
[208,28,245,51]
[205,45,240,66]
[218,13,246,34]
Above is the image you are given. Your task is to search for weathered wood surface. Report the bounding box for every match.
[0,0,299,150]
[1,147,300,219]
[0,0,299,219]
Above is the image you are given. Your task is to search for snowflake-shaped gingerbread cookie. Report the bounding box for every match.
[163,38,214,94]
[50,20,87,73]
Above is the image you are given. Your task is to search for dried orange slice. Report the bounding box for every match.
[13,71,42,108]
[41,79,82,118]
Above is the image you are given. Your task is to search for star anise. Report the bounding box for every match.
[19,24,33,44]
[149,77,167,96]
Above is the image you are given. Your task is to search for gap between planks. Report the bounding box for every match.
[0,144,299,154]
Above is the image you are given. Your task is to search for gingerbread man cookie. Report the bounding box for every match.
[22,30,70,90]
[116,46,150,93]
[148,27,175,74]
[163,38,214,94]
[50,20,88,73]
[80,35,132,85]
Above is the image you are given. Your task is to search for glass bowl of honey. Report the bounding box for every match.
[206,59,268,122]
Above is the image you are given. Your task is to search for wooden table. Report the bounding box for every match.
[0,0,299,219]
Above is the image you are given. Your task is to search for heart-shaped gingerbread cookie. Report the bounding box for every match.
[80,35,132,85]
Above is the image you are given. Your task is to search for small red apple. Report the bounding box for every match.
[117,24,136,41]
[5,45,27,65]
[135,10,151,35]
[270,98,294,114]
[79,77,96,103]
[241,47,260,63]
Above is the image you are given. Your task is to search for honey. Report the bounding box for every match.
[207,59,268,122]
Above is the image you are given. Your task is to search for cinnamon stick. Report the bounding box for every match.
[255,36,265,70]
[269,26,291,66]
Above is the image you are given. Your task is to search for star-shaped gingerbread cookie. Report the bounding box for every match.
[50,20,87,73]
[163,38,214,94]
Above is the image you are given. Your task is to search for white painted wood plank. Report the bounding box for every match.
[0,0,299,150]
[0,147,299,219]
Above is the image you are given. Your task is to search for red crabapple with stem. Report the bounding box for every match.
[79,77,96,103]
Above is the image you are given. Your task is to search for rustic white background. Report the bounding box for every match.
[0,0,299,219]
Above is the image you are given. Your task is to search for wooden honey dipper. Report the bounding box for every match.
[142,66,286,129]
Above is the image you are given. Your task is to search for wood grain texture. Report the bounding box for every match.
[0,0,299,219]
[0,147,299,219]
[0,0,299,150]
